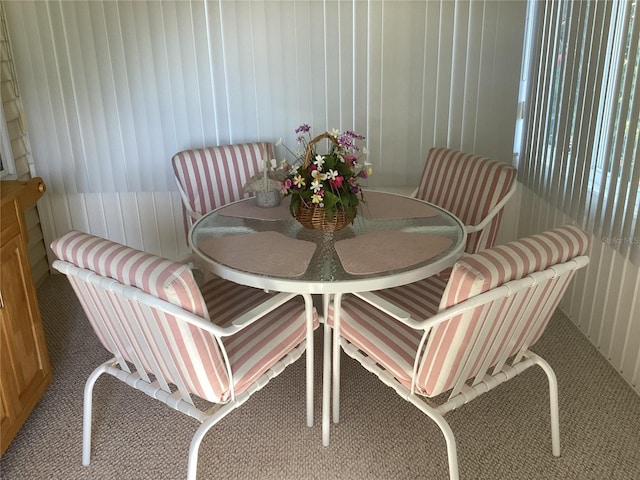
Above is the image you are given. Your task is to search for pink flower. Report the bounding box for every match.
[330,176,344,189]
[279,178,292,194]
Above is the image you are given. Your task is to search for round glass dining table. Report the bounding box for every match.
[190,190,466,294]
[189,190,466,445]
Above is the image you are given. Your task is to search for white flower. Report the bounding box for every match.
[276,137,283,147]
[326,169,339,180]
[329,128,340,137]
[270,159,278,169]
[314,155,325,169]
[311,179,323,193]
[362,147,369,155]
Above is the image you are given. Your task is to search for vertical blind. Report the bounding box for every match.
[5,1,526,196]
[520,0,639,264]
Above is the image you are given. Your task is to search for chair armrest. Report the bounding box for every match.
[353,291,446,330]
[465,180,517,233]
[352,291,412,321]
[220,292,300,336]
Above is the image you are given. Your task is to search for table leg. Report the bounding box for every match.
[332,293,342,425]
[303,293,314,427]
[322,293,331,446]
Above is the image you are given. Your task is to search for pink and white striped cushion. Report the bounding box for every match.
[330,225,589,398]
[329,301,423,388]
[415,147,517,253]
[413,224,591,396]
[52,230,317,403]
[327,276,447,388]
[172,142,274,227]
[51,230,232,402]
[50,230,209,317]
[440,224,591,309]
[200,277,318,396]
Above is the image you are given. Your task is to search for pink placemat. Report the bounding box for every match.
[218,197,291,221]
[334,229,453,275]
[197,231,316,277]
[359,191,438,220]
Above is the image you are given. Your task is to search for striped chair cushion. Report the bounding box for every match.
[172,142,274,226]
[412,224,591,397]
[330,225,589,399]
[327,276,447,389]
[440,224,591,309]
[51,230,233,402]
[200,277,318,397]
[52,231,317,403]
[415,147,517,253]
[50,230,209,318]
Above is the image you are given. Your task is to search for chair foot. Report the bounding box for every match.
[82,362,111,466]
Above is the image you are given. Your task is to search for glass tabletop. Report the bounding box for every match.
[189,191,466,294]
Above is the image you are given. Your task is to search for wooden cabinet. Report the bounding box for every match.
[1,178,51,455]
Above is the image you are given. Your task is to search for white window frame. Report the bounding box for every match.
[0,104,16,179]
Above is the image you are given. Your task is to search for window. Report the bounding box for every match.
[0,104,16,179]
[517,0,639,264]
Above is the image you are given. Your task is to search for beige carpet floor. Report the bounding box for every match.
[1,274,639,480]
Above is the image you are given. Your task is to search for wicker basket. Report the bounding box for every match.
[293,203,353,232]
[290,132,355,232]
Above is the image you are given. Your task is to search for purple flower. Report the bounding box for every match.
[344,130,365,140]
[295,124,311,134]
[343,154,357,166]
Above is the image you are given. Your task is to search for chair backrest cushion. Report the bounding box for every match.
[50,230,234,402]
[50,230,210,319]
[440,224,591,309]
[415,147,517,253]
[172,142,274,220]
[415,224,590,397]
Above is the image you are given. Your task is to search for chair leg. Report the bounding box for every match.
[530,352,561,456]
[322,294,332,447]
[187,415,221,480]
[82,362,111,466]
[186,402,239,480]
[431,412,460,480]
[413,400,460,480]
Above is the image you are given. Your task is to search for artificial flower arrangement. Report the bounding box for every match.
[278,124,372,231]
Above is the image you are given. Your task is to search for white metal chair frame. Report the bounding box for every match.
[330,255,589,480]
[54,260,315,480]
[175,178,204,226]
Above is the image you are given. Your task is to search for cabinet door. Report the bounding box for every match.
[0,233,51,453]
[0,317,19,442]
